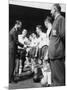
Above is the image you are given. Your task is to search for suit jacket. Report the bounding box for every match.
[48,15,65,59]
[9,27,19,48]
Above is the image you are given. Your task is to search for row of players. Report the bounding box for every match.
[13,17,52,86]
[13,17,52,85]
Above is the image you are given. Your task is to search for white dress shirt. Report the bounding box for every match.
[37,32,48,48]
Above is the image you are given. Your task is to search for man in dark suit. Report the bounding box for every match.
[48,4,65,86]
[9,20,22,83]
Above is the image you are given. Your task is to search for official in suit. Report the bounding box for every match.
[9,20,22,83]
[48,4,65,86]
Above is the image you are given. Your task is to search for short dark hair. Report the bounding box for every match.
[45,16,53,24]
[16,20,22,26]
[36,25,43,30]
[53,3,61,12]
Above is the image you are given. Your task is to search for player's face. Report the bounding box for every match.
[32,33,36,39]
[29,35,32,41]
[22,29,27,36]
[44,21,48,28]
[51,5,55,17]
[36,27,41,35]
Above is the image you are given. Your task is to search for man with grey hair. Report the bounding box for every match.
[48,4,65,86]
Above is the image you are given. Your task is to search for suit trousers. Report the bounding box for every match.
[50,58,65,86]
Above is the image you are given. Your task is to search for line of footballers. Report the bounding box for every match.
[14,17,52,85]
[9,16,52,86]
